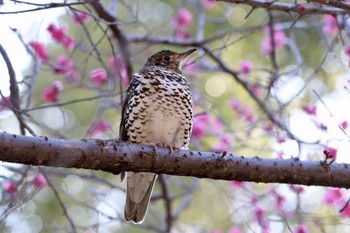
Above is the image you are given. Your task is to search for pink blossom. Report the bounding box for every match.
[88,120,110,137]
[172,8,193,28]
[53,55,80,83]
[62,37,74,51]
[0,96,10,110]
[29,42,49,62]
[230,99,257,123]
[248,84,262,96]
[65,69,80,84]
[323,188,342,205]
[276,152,284,159]
[289,185,304,194]
[175,27,191,39]
[212,134,233,152]
[229,181,245,188]
[255,206,266,226]
[108,56,129,86]
[228,227,242,233]
[261,25,287,56]
[54,55,74,75]
[302,104,317,115]
[229,100,240,112]
[345,45,350,56]
[48,24,66,41]
[340,120,348,130]
[201,0,217,8]
[277,136,286,143]
[242,105,257,123]
[47,24,74,51]
[273,193,285,212]
[33,174,47,189]
[42,81,63,103]
[3,180,17,194]
[72,12,90,24]
[192,114,210,139]
[262,121,275,132]
[183,58,198,75]
[90,68,108,87]
[299,5,307,11]
[323,147,337,161]
[239,60,253,76]
[323,15,338,35]
[340,202,350,218]
[294,224,309,233]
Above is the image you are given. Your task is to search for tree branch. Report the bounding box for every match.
[0,132,350,188]
[219,0,350,15]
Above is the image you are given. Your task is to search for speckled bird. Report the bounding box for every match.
[119,49,196,223]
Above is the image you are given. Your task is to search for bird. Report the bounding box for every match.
[119,48,196,224]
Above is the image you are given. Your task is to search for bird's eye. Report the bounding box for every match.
[163,56,171,61]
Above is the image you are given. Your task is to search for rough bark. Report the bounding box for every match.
[0,132,349,188]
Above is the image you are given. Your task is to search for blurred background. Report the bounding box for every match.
[1,0,350,232]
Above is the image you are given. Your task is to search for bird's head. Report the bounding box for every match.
[143,49,197,73]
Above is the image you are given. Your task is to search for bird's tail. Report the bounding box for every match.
[124,172,157,223]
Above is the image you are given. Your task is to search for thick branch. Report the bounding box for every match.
[0,132,350,188]
[220,0,350,15]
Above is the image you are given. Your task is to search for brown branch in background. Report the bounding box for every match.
[0,44,26,135]
[219,0,350,15]
[90,1,133,82]
[0,0,96,14]
[1,132,350,188]
[159,175,173,232]
[43,172,78,233]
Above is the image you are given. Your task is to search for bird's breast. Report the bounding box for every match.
[126,73,192,148]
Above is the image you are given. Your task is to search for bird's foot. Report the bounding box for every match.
[155,143,179,156]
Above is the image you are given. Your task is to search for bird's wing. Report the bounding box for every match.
[119,74,141,142]
[119,74,141,183]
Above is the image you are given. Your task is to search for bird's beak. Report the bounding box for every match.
[177,48,197,61]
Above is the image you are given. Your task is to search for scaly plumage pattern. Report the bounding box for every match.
[119,49,196,223]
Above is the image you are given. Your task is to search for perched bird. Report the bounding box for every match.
[119,48,196,223]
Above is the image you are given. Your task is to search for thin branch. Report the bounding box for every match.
[0,44,26,134]
[90,1,133,82]
[1,132,350,188]
[0,0,97,14]
[159,175,173,232]
[219,0,350,15]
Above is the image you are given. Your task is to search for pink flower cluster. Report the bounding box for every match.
[302,104,317,115]
[30,42,49,63]
[323,147,337,161]
[109,56,129,86]
[42,81,63,103]
[323,15,338,35]
[3,180,17,194]
[47,24,74,51]
[33,174,47,189]
[229,98,257,123]
[172,8,193,39]
[90,68,108,87]
[261,25,287,56]
[239,60,253,77]
[88,120,110,137]
[183,58,198,76]
[53,55,79,84]
[201,0,217,8]
[72,12,90,24]
[323,188,350,218]
[0,96,10,111]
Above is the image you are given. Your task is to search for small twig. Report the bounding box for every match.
[159,175,173,232]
